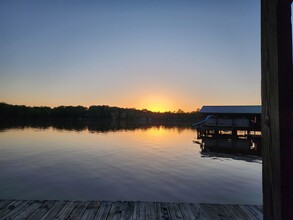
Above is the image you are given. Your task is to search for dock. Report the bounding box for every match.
[0,200,263,219]
[193,106,262,154]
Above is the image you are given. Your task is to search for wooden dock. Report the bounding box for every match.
[0,200,262,219]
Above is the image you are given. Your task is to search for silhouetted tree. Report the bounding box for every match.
[0,102,201,123]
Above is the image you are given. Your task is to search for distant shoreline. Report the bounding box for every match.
[0,117,196,134]
[0,102,202,123]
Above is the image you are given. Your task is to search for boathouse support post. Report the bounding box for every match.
[261,0,293,219]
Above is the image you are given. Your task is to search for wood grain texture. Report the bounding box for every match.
[66,201,89,220]
[0,200,262,220]
[189,204,206,220]
[0,200,31,219]
[222,205,252,219]
[80,201,101,220]
[121,201,135,220]
[157,202,172,220]
[239,205,263,220]
[0,201,22,218]
[107,201,123,220]
[200,204,229,220]
[40,201,67,220]
[53,201,78,220]
[27,200,56,220]
[168,203,184,220]
[15,201,43,220]
[261,0,293,219]
[145,202,157,220]
[94,201,112,220]
[178,203,197,220]
[0,201,12,210]
[134,201,146,220]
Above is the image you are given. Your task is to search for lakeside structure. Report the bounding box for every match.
[193,106,261,153]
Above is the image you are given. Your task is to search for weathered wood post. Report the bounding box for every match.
[261,0,293,219]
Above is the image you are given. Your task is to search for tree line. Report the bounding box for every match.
[0,102,202,122]
[0,118,193,133]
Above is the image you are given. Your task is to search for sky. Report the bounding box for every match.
[0,0,261,112]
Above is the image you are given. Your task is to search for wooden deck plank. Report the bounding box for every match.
[157,202,172,220]
[0,200,13,210]
[239,205,263,220]
[81,201,101,220]
[53,201,79,220]
[133,201,146,220]
[121,201,135,220]
[15,201,43,220]
[0,200,23,218]
[222,204,252,219]
[107,201,123,220]
[93,201,112,220]
[66,201,90,220]
[189,204,207,220]
[0,200,263,220]
[201,204,258,220]
[0,200,32,219]
[27,200,57,220]
[200,204,236,220]
[178,203,196,220]
[41,201,67,219]
[254,205,263,214]
[167,203,184,220]
[145,202,157,220]
[221,205,247,220]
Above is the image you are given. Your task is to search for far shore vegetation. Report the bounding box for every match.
[0,102,202,123]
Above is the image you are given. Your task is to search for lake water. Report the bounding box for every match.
[0,121,262,204]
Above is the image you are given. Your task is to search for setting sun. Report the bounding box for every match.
[147,105,168,113]
[139,95,175,112]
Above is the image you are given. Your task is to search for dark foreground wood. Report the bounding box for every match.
[0,200,262,220]
[261,0,293,219]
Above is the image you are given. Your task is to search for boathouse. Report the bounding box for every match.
[194,105,262,152]
[194,105,261,132]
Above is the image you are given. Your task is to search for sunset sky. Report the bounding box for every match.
[0,0,260,112]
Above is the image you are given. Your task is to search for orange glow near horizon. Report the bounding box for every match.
[144,126,169,137]
[117,126,175,145]
[146,105,169,113]
[1,95,197,113]
[136,95,177,113]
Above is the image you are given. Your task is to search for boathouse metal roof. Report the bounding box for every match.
[200,106,261,114]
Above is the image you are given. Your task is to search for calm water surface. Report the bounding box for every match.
[0,122,262,204]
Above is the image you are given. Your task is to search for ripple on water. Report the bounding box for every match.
[0,126,262,204]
